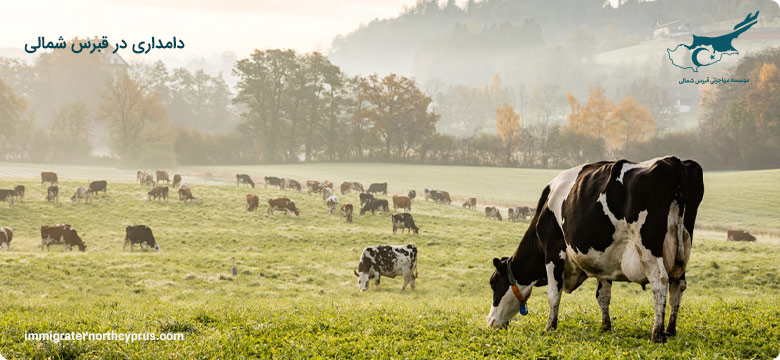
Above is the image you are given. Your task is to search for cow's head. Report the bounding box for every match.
[412,226,420,234]
[289,201,300,216]
[486,257,532,329]
[353,270,373,292]
[71,230,87,252]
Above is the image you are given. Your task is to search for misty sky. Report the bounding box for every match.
[0,0,468,62]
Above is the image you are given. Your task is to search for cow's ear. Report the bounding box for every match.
[492,258,502,271]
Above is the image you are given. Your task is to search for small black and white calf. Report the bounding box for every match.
[354,244,418,291]
[486,156,704,343]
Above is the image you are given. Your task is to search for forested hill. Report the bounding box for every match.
[328,0,780,86]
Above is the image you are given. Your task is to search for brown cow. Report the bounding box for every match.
[322,180,334,189]
[392,195,412,212]
[41,171,58,187]
[351,182,364,193]
[307,180,321,194]
[156,170,170,184]
[462,197,476,210]
[172,174,182,188]
[0,189,14,207]
[148,186,169,201]
[141,173,154,186]
[340,181,351,194]
[267,197,299,216]
[178,187,195,202]
[727,230,756,242]
[41,224,86,252]
[137,170,148,184]
[341,203,353,223]
[13,185,25,201]
[0,226,13,250]
[246,194,259,211]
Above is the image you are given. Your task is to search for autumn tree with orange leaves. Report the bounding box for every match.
[496,102,522,165]
[566,85,655,151]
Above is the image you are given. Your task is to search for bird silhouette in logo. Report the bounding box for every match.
[667,12,758,72]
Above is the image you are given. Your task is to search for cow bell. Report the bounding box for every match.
[519,302,528,316]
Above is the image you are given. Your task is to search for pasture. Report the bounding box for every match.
[0,163,778,358]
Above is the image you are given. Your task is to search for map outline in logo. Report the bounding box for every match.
[666,11,759,72]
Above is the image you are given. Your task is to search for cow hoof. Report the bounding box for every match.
[600,322,611,332]
[664,328,677,337]
[651,330,667,343]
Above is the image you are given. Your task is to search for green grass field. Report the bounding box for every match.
[0,163,778,359]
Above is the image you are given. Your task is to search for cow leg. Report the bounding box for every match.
[545,261,564,331]
[375,275,381,289]
[596,279,612,331]
[123,240,128,250]
[666,275,687,337]
[402,271,410,291]
[642,255,669,343]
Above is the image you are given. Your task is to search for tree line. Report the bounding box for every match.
[0,46,778,170]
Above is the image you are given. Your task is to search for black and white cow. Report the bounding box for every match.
[354,244,418,291]
[124,225,160,251]
[486,157,704,343]
[360,198,389,215]
[392,213,419,234]
[359,193,374,206]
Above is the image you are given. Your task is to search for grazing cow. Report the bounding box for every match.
[508,206,533,222]
[172,174,182,188]
[0,189,14,207]
[359,193,374,206]
[178,187,195,202]
[41,171,58,186]
[354,244,418,291]
[340,181,351,194]
[264,176,282,189]
[727,230,756,242]
[47,185,59,203]
[408,190,416,200]
[89,180,107,196]
[40,224,87,252]
[246,194,259,211]
[485,157,704,343]
[267,197,300,216]
[367,182,388,195]
[13,185,25,201]
[341,203,353,223]
[307,180,321,194]
[392,213,419,234]
[142,173,154,186]
[237,174,255,188]
[71,187,92,204]
[485,206,502,221]
[326,195,339,214]
[424,189,451,204]
[351,182,365,193]
[392,195,412,212]
[322,180,334,189]
[0,226,13,250]
[462,197,477,210]
[147,186,169,201]
[286,179,302,192]
[156,170,170,184]
[360,198,390,215]
[137,170,150,184]
[322,187,334,201]
[124,225,159,251]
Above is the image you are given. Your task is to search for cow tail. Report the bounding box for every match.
[669,157,692,269]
